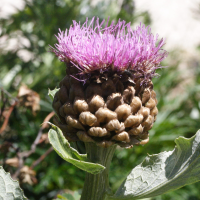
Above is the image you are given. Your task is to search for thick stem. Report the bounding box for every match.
[81,143,116,200]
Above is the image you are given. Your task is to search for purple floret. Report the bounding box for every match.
[50,17,168,79]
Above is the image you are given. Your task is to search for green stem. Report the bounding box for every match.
[80,143,116,200]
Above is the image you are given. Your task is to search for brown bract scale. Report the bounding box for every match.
[69,83,84,102]
[52,67,159,148]
[145,98,156,110]
[141,88,151,105]
[77,131,95,143]
[73,97,89,113]
[130,96,142,114]
[95,108,117,123]
[65,116,85,130]
[88,127,109,137]
[124,114,143,128]
[123,86,135,104]
[116,122,125,133]
[58,86,68,104]
[79,111,97,126]
[115,104,132,121]
[102,79,116,95]
[106,93,123,111]
[128,124,143,135]
[53,117,79,141]
[62,102,76,117]
[105,119,121,131]
[86,83,103,99]
[97,140,115,148]
[138,107,150,120]
[112,131,130,143]
[88,95,105,113]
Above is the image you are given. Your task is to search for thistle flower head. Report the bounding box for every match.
[51,17,168,80]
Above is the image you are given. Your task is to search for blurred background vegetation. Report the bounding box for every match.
[1,0,200,199]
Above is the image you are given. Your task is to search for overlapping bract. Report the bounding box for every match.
[51,17,168,78]
[52,75,158,148]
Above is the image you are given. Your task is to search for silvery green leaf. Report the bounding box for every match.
[58,193,74,200]
[48,88,60,101]
[109,130,200,199]
[53,194,68,200]
[0,166,27,200]
[54,191,80,200]
[72,191,81,200]
[48,123,105,174]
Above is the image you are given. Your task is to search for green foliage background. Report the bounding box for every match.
[1,0,200,199]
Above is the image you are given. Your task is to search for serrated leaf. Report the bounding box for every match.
[48,88,60,101]
[0,166,27,200]
[48,123,105,174]
[109,130,200,199]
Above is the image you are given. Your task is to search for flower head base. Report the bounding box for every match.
[51,17,168,81]
[51,17,167,147]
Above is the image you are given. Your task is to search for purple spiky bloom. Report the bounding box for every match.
[50,17,168,80]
